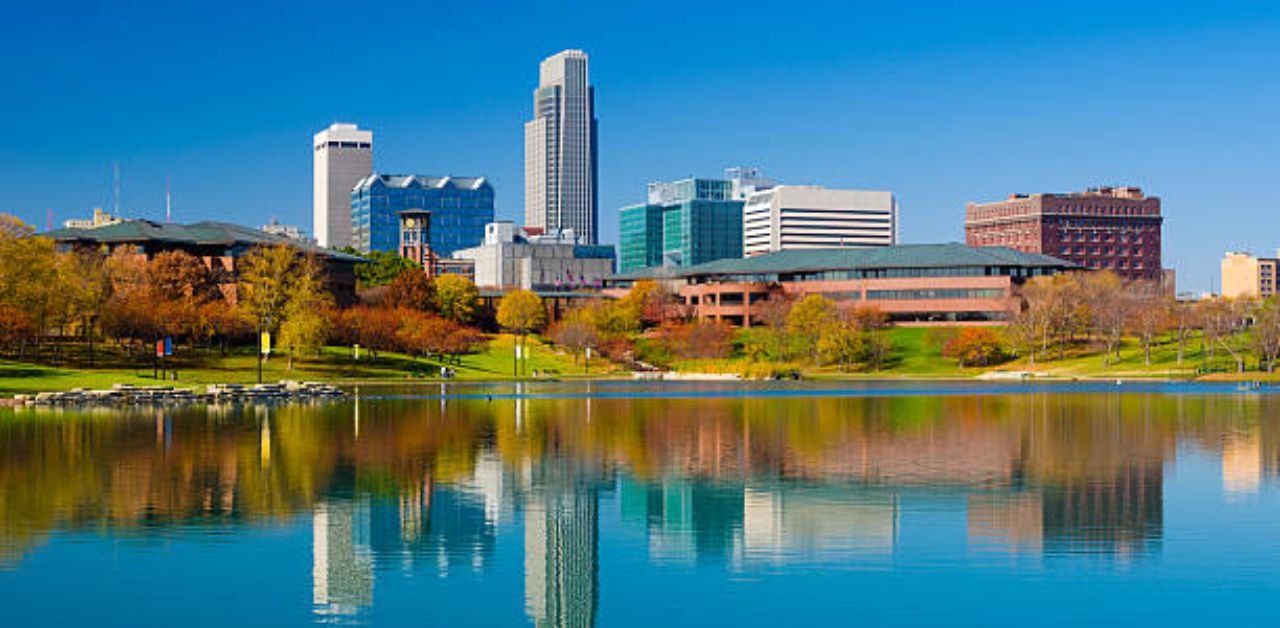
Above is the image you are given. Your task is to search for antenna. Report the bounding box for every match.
[166,175,172,223]
[113,161,121,216]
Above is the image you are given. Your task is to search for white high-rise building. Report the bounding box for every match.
[524,50,598,244]
[313,123,373,249]
[742,185,898,256]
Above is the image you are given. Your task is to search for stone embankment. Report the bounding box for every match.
[12,381,347,407]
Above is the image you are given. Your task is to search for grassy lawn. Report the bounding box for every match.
[662,326,1274,381]
[0,334,615,395]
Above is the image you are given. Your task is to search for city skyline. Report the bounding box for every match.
[3,1,1280,291]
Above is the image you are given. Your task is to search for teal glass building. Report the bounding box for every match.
[618,178,744,273]
[351,174,494,255]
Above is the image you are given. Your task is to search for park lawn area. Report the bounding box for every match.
[668,327,981,379]
[0,334,614,395]
[1005,333,1230,380]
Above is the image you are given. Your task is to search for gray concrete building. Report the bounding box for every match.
[453,222,615,291]
[313,123,373,248]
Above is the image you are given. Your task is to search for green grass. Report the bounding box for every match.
[0,334,615,396]
[661,326,1275,382]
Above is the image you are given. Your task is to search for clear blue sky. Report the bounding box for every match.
[2,0,1277,292]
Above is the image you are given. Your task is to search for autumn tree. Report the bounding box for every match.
[277,255,332,369]
[100,246,158,352]
[1126,286,1172,366]
[0,219,61,353]
[238,245,330,364]
[434,274,479,324]
[786,294,838,364]
[549,307,599,368]
[497,289,546,376]
[387,270,436,312]
[1252,299,1280,373]
[657,320,734,361]
[942,328,1009,367]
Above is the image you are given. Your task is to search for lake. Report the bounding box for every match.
[2,381,1279,626]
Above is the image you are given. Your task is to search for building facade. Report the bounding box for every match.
[524,49,599,244]
[396,209,476,280]
[313,123,373,249]
[607,243,1076,327]
[965,186,1163,282]
[1221,251,1279,299]
[453,221,615,291]
[351,173,494,256]
[260,218,307,242]
[63,207,123,230]
[743,186,898,257]
[618,177,747,273]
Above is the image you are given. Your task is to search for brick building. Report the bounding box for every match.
[606,243,1077,326]
[965,186,1162,282]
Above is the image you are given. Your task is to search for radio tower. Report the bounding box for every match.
[112,161,121,216]
[46,208,53,231]
[166,175,172,223]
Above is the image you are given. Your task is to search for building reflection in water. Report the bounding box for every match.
[10,391,1280,619]
[312,498,373,619]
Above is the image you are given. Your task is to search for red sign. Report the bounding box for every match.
[156,340,165,358]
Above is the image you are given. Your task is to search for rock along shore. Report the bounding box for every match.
[12,381,347,407]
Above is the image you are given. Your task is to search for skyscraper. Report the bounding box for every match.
[313,123,373,249]
[525,50,598,244]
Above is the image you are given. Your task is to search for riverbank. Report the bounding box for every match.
[0,334,618,396]
[5,328,1277,397]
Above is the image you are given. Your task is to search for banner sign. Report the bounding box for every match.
[260,332,271,356]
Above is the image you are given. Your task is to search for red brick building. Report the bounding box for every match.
[965,187,1162,282]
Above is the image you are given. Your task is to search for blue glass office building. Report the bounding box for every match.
[351,174,495,255]
[618,178,744,273]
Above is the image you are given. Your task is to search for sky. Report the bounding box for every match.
[1,0,1278,292]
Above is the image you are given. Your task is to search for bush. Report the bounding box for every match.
[942,328,1010,367]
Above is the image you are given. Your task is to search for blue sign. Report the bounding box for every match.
[163,337,173,357]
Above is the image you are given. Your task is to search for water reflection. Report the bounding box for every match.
[1,386,1279,625]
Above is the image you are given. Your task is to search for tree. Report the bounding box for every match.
[1080,271,1130,366]
[387,270,436,312]
[786,294,839,364]
[497,289,546,376]
[1252,299,1280,373]
[1126,287,1172,366]
[549,309,599,368]
[238,245,331,367]
[657,320,733,361]
[1171,301,1202,367]
[350,249,417,288]
[434,274,479,324]
[942,328,1009,367]
[0,213,35,239]
[0,223,61,354]
[101,246,157,352]
[148,250,219,304]
[1199,298,1247,372]
[237,245,299,335]
[277,255,332,369]
[818,321,863,371]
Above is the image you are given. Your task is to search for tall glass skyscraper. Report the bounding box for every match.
[350,174,494,255]
[525,50,599,244]
[618,177,747,273]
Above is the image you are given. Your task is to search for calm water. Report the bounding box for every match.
[2,381,1280,626]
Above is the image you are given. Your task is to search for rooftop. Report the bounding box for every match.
[354,173,490,192]
[43,220,364,262]
[611,243,1075,280]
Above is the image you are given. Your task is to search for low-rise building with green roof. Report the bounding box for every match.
[606,243,1077,326]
